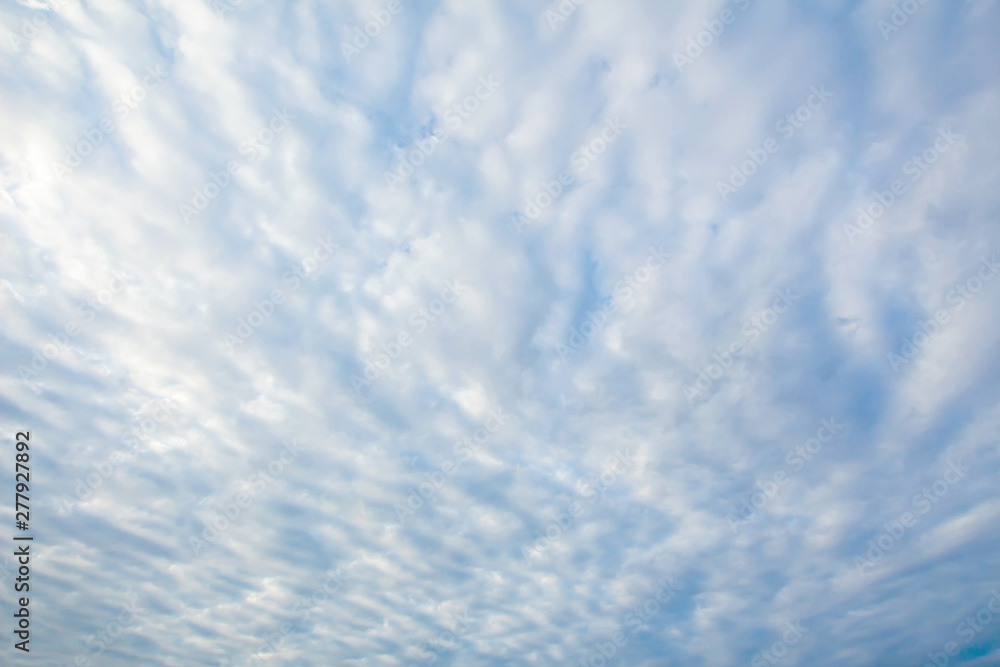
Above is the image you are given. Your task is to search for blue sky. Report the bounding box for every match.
[1,0,1000,665]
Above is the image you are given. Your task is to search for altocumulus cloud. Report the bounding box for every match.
[1,0,1000,666]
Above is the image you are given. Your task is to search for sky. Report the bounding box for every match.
[1,0,1000,665]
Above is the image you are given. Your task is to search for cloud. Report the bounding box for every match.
[1,0,999,665]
